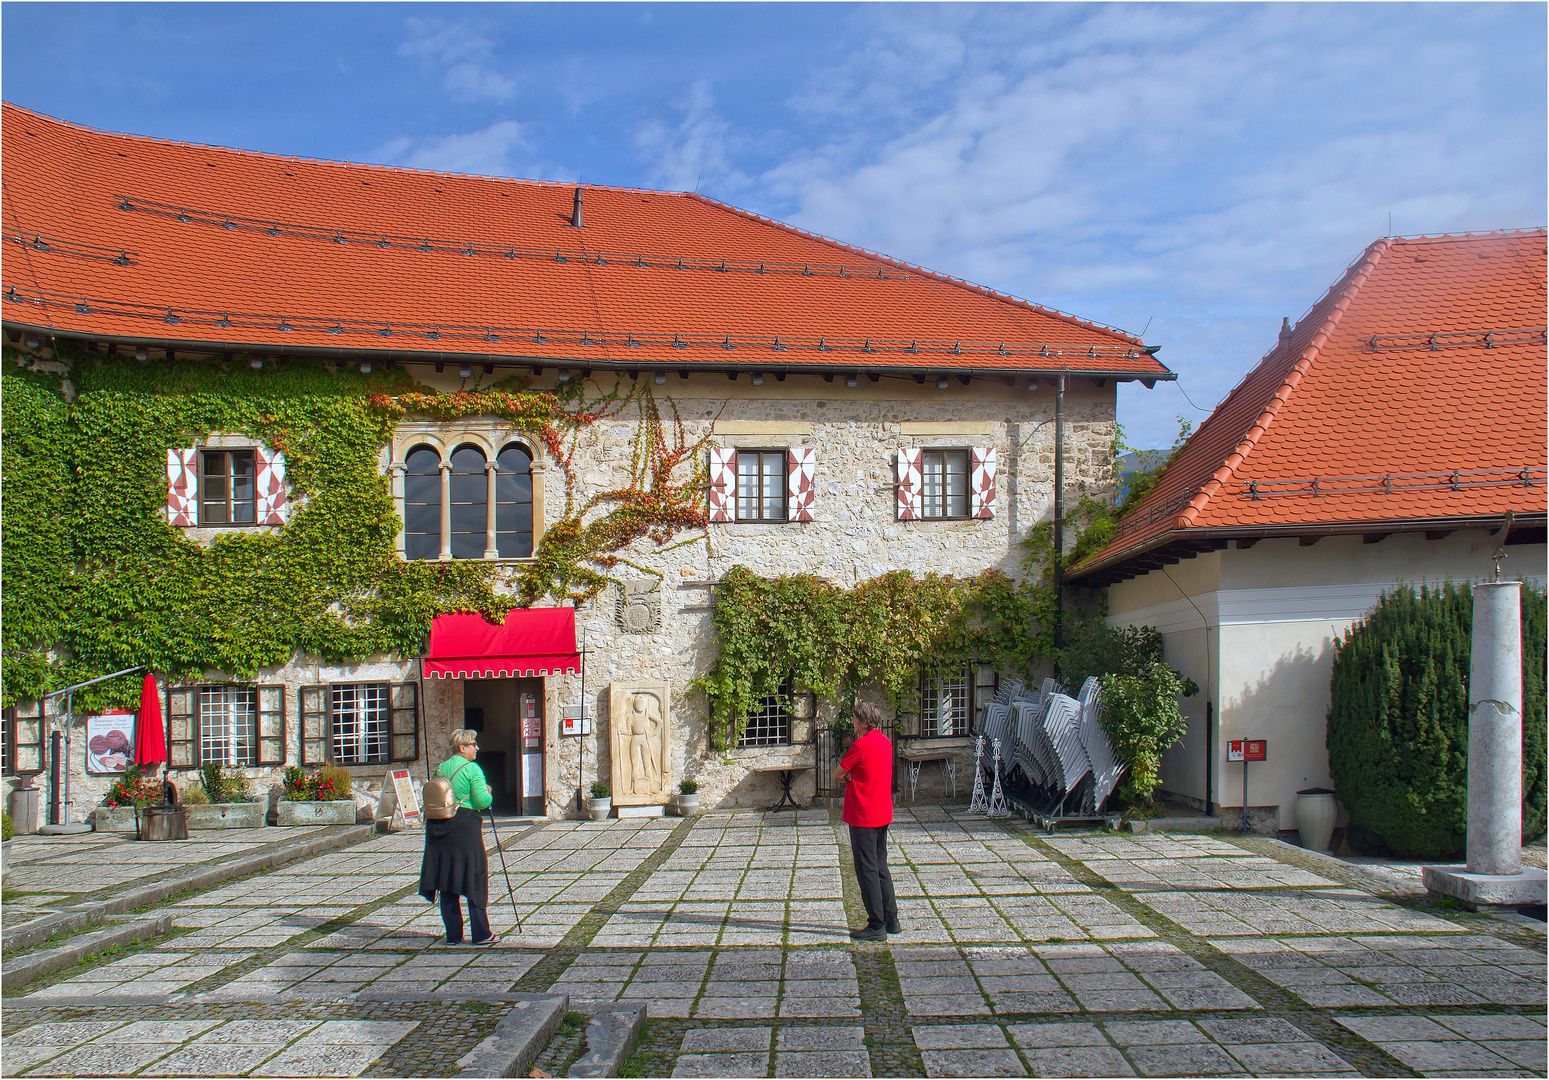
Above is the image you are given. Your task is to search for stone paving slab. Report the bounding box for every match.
[2,807,1545,1078]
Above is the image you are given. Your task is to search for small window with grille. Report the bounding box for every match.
[200,685,258,766]
[736,450,787,522]
[331,683,390,765]
[921,667,972,737]
[201,449,257,525]
[738,683,792,747]
[921,449,970,519]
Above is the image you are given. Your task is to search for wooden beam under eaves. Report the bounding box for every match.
[1298,535,1322,547]
[1362,533,1390,545]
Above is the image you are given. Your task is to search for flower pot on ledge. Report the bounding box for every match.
[587,796,612,822]
[183,795,268,830]
[276,799,358,826]
[675,793,700,816]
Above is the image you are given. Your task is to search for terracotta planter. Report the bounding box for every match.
[1296,789,1339,853]
[587,796,612,822]
[276,799,358,826]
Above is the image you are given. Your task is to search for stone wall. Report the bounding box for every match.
[6,369,1118,824]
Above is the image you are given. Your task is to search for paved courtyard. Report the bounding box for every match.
[2,808,1544,1077]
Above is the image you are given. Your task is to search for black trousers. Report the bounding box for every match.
[848,824,898,928]
[440,891,492,944]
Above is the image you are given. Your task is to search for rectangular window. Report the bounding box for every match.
[974,664,999,728]
[736,450,787,522]
[200,449,256,525]
[6,702,46,775]
[921,449,970,519]
[200,685,258,766]
[738,686,792,747]
[331,683,390,765]
[921,667,972,738]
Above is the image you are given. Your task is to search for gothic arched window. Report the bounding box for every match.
[496,443,534,558]
[403,446,442,560]
[448,445,488,559]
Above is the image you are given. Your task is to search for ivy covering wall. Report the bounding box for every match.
[0,345,707,711]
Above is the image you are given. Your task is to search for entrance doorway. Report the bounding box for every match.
[462,677,546,816]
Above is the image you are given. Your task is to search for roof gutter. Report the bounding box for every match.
[2,323,1177,383]
[1069,511,1547,583]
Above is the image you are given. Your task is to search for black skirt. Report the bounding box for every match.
[419,807,489,907]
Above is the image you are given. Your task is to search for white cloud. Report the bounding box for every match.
[633,80,749,194]
[368,120,528,177]
[752,5,1545,447]
[398,18,516,104]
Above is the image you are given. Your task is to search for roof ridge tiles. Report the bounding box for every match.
[687,192,1143,346]
[1172,237,1392,532]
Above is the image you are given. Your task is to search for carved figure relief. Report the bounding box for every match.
[615,579,662,633]
[608,681,671,805]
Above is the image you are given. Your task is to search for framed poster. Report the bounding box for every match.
[87,710,137,774]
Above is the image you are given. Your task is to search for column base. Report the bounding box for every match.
[1422,864,1546,909]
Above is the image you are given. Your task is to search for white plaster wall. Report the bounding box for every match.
[1105,530,1547,830]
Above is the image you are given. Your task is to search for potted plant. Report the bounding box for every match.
[275,766,359,826]
[180,763,267,829]
[676,778,700,816]
[588,780,612,822]
[90,765,166,833]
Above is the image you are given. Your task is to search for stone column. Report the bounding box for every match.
[484,461,500,559]
[389,463,407,558]
[438,461,453,560]
[1468,580,1522,876]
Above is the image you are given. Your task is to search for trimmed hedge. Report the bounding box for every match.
[1327,581,1546,858]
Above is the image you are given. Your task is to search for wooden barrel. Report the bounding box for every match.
[138,806,189,841]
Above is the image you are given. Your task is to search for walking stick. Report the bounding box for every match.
[485,808,523,934]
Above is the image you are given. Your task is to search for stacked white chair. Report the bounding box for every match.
[1011,699,1047,787]
[1042,693,1091,796]
[1079,677,1126,813]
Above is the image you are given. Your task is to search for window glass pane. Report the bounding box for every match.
[200,685,258,767]
[946,451,969,517]
[761,453,784,519]
[404,447,441,560]
[332,683,389,765]
[496,446,534,558]
[231,451,256,523]
[736,453,759,521]
[922,452,944,517]
[448,447,487,559]
[922,670,970,737]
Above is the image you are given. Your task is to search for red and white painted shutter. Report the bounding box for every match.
[255,447,288,525]
[787,448,816,522]
[971,447,997,519]
[896,448,922,521]
[166,447,199,526]
[708,447,735,522]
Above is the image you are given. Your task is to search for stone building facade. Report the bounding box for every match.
[0,103,1169,827]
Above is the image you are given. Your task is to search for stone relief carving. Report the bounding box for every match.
[615,579,662,633]
[608,681,671,805]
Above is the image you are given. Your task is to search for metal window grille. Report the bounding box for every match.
[199,685,258,766]
[921,450,969,518]
[331,683,389,765]
[736,450,787,522]
[200,449,256,525]
[739,690,791,747]
[922,669,971,737]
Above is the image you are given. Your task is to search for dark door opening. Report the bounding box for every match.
[462,678,545,817]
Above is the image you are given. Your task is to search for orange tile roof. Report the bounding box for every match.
[1073,229,1548,582]
[0,104,1169,379]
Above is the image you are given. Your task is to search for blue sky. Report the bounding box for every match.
[4,2,1543,448]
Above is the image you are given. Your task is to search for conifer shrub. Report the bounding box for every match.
[1327,581,1546,858]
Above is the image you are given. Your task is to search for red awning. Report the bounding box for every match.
[422,609,581,680]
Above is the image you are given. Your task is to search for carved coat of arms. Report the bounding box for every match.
[615,579,662,633]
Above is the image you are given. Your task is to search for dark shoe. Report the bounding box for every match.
[885,921,902,935]
[849,925,886,942]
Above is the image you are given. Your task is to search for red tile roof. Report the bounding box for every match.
[1073,229,1548,582]
[0,104,1168,379]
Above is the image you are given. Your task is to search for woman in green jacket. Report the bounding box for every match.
[418,728,499,945]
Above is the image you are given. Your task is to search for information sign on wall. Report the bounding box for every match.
[521,692,541,749]
[86,710,137,774]
[560,705,593,736]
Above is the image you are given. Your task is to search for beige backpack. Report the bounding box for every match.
[422,759,472,820]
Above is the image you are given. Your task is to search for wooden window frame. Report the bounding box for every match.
[734,448,789,523]
[199,448,258,527]
[301,681,420,766]
[168,683,286,769]
[920,448,971,520]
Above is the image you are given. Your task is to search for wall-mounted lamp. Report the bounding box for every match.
[134,346,148,361]
[24,334,40,349]
[936,375,949,389]
[654,371,667,385]
[845,375,858,388]
[557,368,572,380]
[1027,378,1038,391]
[250,356,263,370]
[359,361,372,374]
[458,363,472,379]
[751,373,764,386]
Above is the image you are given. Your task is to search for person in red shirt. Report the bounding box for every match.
[834,701,899,941]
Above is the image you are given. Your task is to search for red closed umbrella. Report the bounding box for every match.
[135,671,166,768]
